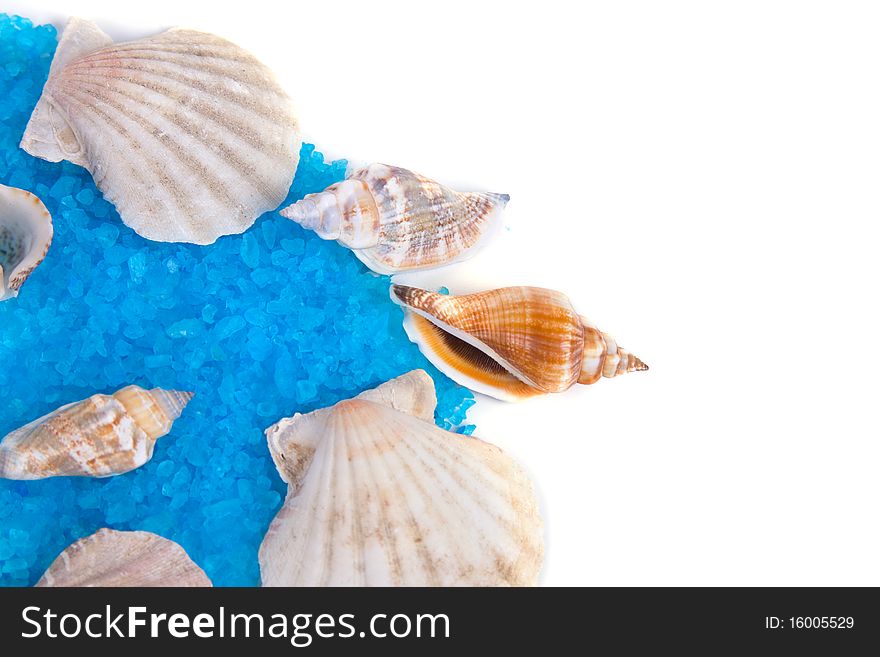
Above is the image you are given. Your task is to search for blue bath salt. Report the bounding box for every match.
[0,14,476,586]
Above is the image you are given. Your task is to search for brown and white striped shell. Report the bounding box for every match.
[20,18,300,245]
[0,184,52,301]
[280,164,509,273]
[37,528,211,587]
[391,285,648,402]
[259,370,543,586]
[0,386,193,480]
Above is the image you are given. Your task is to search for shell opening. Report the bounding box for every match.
[0,185,53,301]
[403,311,540,402]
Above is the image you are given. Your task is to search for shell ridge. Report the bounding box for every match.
[62,67,288,158]
[360,406,438,586]
[63,75,280,201]
[340,409,365,586]
[62,84,242,213]
[316,417,341,586]
[299,431,336,585]
[67,58,291,122]
[396,417,526,543]
[391,423,490,578]
[57,89,201,239]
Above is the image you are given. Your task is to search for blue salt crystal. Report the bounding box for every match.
[270,250,289,266]
[128,251,147,283]
[94,222,119,248]
[261,221,277,249]
[281,238,305,255]
[104,244,133,266]
[0,14,475,587]
[244,307,271,328]
[48,175,76,200]
[166,318,204,339]
[250,267,274,287]
[144,354,172,368]
[67,278,83,298]
[201,303,218,323]
[240,232,260,269]
[213,315,247,340]
[75,187,94,205]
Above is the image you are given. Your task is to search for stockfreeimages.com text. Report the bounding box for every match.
[22,606,450,646]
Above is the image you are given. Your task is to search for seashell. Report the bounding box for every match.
[0,385,193,480]
[36,528,211,587]
[0,184,53,301]
[391,285,648,402]
[259,369,543,586]
[280,163,509,273]
[20,17,300,245]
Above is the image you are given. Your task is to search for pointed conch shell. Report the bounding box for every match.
[391,285,648,402]
[20,17,300,245]
[0,184,53,301]
[280,163,509,273]
[36,528,211,587]
[259,370,543,586]
[0,386,193,480]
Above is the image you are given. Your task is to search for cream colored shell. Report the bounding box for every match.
[20,18,300,245]
[280,164,508,273]
[391,285,648,402]
[0,184,53,301]
[260,370,544,586]
[0,385,193,480]
[36,528,211,587]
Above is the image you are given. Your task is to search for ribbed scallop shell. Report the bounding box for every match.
[0,386,193,480]
[20,18,300,245]
[280,164,509,273]
[260,370,543,586]
[36,528,211,587]
[0,184,52,301]
[391,285,648,401]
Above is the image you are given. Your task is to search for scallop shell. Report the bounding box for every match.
[259,369,543,586]
[36,528,211,587]
[391,285,648,402]
[20,17,300,245]
[280,163,508,273]
[0,184,53,301]
[0,385,193,480]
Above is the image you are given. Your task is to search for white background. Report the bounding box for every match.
[7,0,879,586]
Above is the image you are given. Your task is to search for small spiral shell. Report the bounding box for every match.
[391,285,647,401]
[280,163,509,273]
[0,386,193,480]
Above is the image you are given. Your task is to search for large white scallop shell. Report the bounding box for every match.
[36,528,211,587]
[20,17,300,245]
[0,184,52,301]
[280,164,508,273]
[259,370,544,586]
[0,385,193,480]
